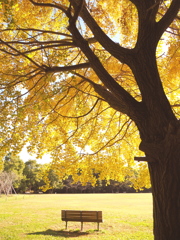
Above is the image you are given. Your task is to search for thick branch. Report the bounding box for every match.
[72,72,128,113]
[134,0,161,49]
[129,0,141,7]
[29,0,132,64]
[70,0,132,65]
[69,0,84,26]
[71,26,139,107]
[44,62,90,73]
[157,0,180,40]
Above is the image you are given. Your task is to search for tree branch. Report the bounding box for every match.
[0,43,75,57]
[172,104,180,108]
[3,40,73,46]
[129,0,142,7]
[157,0,180,40]
[44,62,90,73]
[29,0,68,14]
[84,119,132,156]
[72,72,140,117]
[69,0,84,26]
[0,28,72,37]
[0,38,42,69]
[133,0,162,49]
[66,22,141,118]
[70,0,132,65]
[45,98,100,120]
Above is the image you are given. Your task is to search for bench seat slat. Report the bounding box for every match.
[62,218,102,222]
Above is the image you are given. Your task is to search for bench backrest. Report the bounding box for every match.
[61,210,103,222]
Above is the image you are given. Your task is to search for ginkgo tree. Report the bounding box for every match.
[0,0,179,239]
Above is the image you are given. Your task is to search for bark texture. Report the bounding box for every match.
[140,123,180,240]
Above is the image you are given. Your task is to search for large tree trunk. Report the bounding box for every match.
[133,57,180,239]
[140,125,180,240]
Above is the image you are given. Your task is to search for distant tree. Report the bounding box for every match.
[22,160,44,193]
[0,172,17,195]
[3,153,25,189]
[4,153,24,173]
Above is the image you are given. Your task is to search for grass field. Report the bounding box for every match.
[0,193,153,240]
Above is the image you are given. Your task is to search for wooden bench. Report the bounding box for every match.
[61,210,103,231]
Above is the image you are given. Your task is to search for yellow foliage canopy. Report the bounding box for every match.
[0,0,179,189]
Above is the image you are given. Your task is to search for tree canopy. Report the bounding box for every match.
[0,0,179,188]
[0,1,180,238]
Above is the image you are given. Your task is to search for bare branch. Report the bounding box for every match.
[0,38,42,69]
[2,40,73,46]
[46,98,100,120]
[83,119,132,156]
[0,28,72,37]
[44,62,90,73]
[172,104,180,108]
[0,69,43,89]
[29,0,68,14]
[0,43,75,57]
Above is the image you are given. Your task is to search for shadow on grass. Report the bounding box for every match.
[28,229,95,238]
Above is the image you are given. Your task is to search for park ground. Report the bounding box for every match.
[0,193,153,240]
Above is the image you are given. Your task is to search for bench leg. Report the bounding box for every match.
[81,222,83,231]
[65,221,68,230]
[97,222,100,231]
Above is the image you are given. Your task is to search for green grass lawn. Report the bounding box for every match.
[0,193,153,240]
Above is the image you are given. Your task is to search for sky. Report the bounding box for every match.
[19,146,52,164]
[18,145,93,164]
